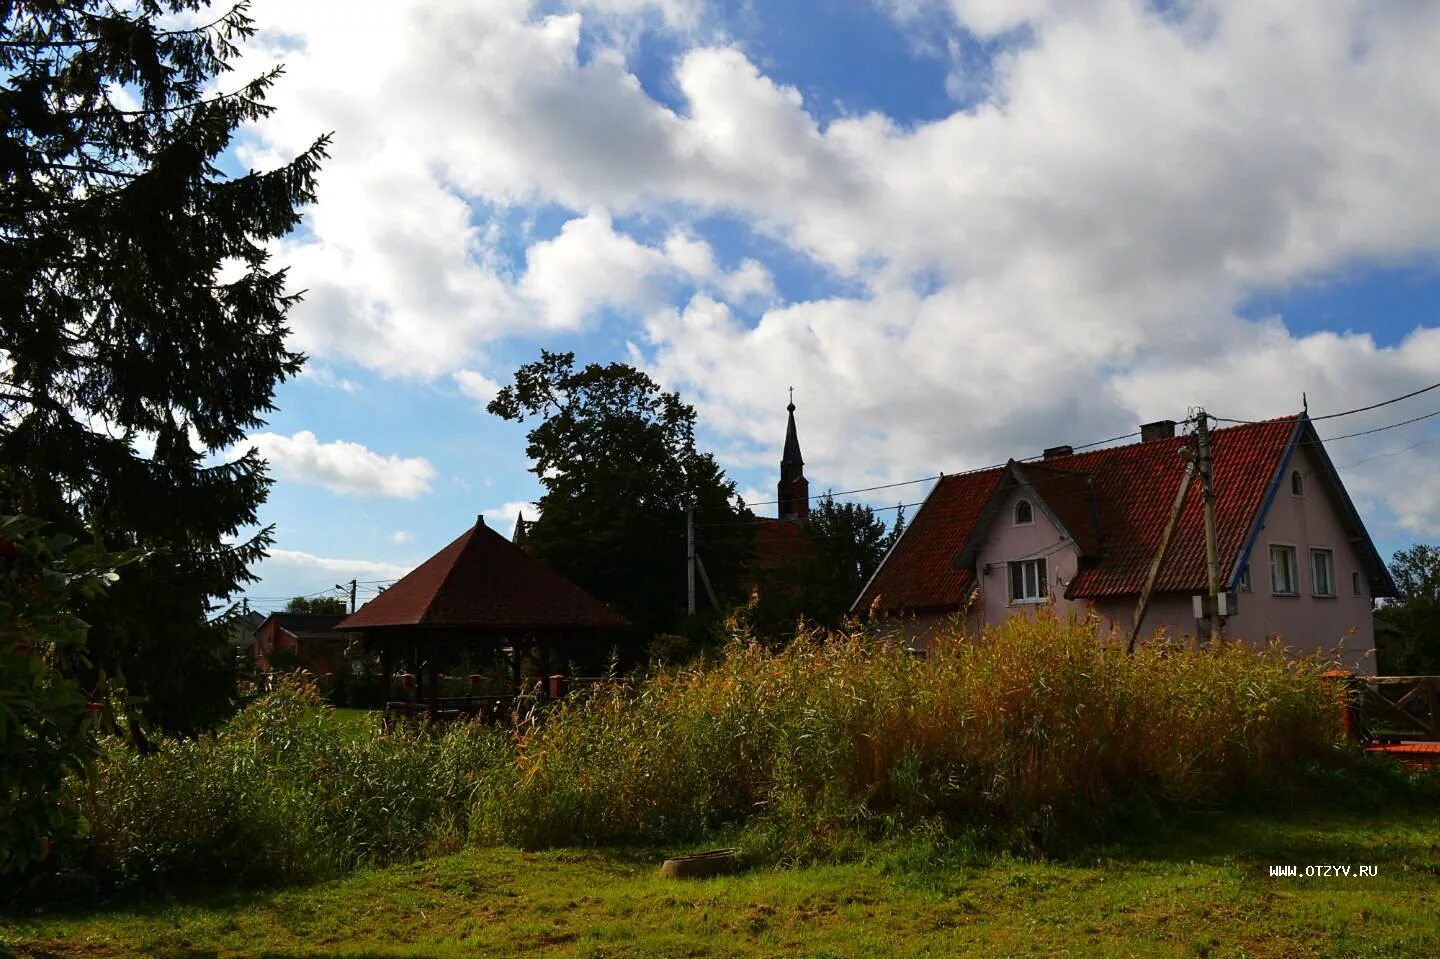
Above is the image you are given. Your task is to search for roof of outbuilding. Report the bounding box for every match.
[336,517,629,632]
[854,415,1396,613]
[257,612,346,640]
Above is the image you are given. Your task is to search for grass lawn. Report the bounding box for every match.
[4,804,1438,959]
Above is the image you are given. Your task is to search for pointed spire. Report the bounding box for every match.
[778,390,809,522]
[512,510,528,546]
[782,388,803,467]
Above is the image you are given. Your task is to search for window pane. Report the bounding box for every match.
[1010,562,1023,601]
[1036,559,1047,597]
[1270,546,1296,593]
[1312,550,1333,596]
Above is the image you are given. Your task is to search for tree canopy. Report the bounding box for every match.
[284,595,348,616]
[1,2,326,732]
[1375,544,1440,674]
[748,495,905,638]
[488,351,750,649]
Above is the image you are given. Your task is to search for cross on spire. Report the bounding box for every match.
[787,386,795,412]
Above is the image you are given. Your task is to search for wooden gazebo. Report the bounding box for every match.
[336,515,628,717]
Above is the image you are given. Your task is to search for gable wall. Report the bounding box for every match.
[974,485,1088,626]
[1089,441,1376,672]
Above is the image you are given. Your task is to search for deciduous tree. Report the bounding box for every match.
[489,352,749,649]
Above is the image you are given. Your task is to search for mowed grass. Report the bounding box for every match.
[6,804,1438,959]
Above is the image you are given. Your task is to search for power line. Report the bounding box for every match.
[1318,408,1440,442]
[1310,381,1440,421]
[739,426,1166,512]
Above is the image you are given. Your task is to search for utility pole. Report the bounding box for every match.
[336,579,357,614]
[686,505,696,617]
[1128,457,1195,654]
[1194,409,1224,643]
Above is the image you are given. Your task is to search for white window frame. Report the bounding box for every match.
[1352,570,1363,597]
[1310,548,1335,598]
[1013,498,1034,526]
[1269,544,1299,596]
[1008,557,1048,604]
[1238,562,1252,592]
[1290,470,1305,497]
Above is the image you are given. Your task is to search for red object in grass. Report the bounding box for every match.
[12,640,33,654]
[0,536,15,558]
[399,672,416,690]
[467,673,483,687]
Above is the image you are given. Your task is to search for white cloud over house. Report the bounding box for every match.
[233,0,1440,536]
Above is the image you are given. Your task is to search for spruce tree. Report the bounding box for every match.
[1,2,327,731]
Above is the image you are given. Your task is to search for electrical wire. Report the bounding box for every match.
[1310,381,1440,421]
[1318,407,1440,442]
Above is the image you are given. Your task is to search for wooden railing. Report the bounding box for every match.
[1355,676,1440,743]
[382,695,540,728]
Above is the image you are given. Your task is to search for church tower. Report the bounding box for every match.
[777,392,809,522]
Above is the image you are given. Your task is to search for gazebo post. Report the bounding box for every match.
[380,638,393,704]
[427,634,440,714]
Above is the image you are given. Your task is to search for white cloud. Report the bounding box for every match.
[519,209,670,328]
[249,430,436,498]
[264,548,413,580]
[297,362,360,392]
[454,369,503,405]
[390,530,413,545]
[234,0,1440,540]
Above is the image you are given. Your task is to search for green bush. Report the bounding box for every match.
[55,614,1381,889]
[63,677,512,888]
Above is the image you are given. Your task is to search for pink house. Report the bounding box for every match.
[853,415,1396,672]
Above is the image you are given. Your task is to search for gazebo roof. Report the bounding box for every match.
[337,516,628,632]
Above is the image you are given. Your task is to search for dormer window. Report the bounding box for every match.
[1290,470,1304,497]
[1014,499,1034,526]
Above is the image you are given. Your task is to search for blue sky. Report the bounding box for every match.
[225,0,1440,613]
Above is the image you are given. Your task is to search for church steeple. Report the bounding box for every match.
[778,389,809,522]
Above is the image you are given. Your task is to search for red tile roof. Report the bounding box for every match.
[856,415,1392,612]
[751,517,810,571]
[856,468,1001,613]
[337,517,628,632]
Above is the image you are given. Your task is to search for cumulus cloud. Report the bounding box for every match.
[390,530,413,545]
[235,0,1440,538]
[454,369,503,405]
[249,430,436,498]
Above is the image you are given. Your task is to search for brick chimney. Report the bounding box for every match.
[1140,420,1177,443]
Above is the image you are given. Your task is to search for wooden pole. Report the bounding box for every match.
[1195,411,1224,643]
[686,505,696,616]
[1127,462,1196,654]
[695,554,720,610]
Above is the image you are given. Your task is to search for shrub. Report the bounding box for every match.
[469,613,1352,854]
[62,677,512,888]
[55,614,1371,889]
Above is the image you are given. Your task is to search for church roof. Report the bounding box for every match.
[782,401,803,466]
[337,516,628,632]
